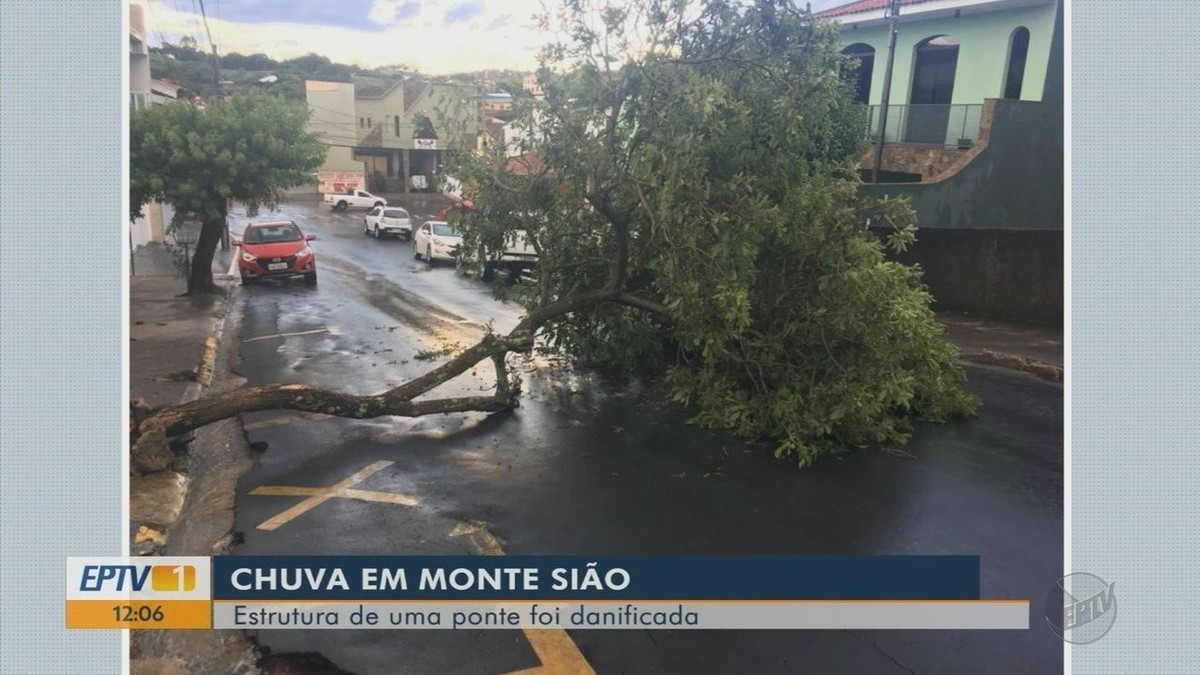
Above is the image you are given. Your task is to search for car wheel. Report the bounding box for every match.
[241,275,258,286]
[336,201,348,212]
[481,262,496,282]
[374,225,381,239]
[364,220,370,235]
[304,272,318,285]
[374,201,384,208]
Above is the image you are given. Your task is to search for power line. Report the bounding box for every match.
[144,0,185,89]
[195,0,222,100]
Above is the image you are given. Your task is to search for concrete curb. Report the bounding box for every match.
[132,276,266,674]
[959,349,1063,384]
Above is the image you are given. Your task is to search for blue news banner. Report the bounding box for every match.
[202,555,1030,630]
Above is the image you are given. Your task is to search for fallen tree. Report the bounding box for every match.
[132,0,979,472]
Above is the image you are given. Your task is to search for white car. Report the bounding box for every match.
[363,206,413,240]
[413,220,462,264]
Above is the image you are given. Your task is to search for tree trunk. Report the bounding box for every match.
[187,203,226,295]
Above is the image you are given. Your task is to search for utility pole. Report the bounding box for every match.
[872,0,902,184]
[197,0,230,251]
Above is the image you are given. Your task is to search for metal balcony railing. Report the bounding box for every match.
[863,104,983,148]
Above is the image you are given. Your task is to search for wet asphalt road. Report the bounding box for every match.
[224,198,1063,674]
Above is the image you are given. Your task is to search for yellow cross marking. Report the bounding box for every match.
[450,520,595,675]
[249,461,417,531]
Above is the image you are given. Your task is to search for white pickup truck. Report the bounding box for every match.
[324,190,387,212]
[481,230,538,282]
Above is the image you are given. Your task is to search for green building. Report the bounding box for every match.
[817,0,1064,325]
[819,0,1059,159]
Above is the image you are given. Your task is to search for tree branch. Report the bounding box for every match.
[617,292,672,318]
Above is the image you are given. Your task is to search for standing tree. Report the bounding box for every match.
[132,0,977,471]
[130,91,326,294]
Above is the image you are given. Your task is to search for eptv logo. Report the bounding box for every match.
[78,564,196,592]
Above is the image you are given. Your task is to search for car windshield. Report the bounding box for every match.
[245,224,302,244]
[431,223,460,237]
[384,209,409,219]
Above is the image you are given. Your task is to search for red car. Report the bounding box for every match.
[233,220,318,285]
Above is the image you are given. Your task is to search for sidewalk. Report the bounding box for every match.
[129,241,234,556]
[938,311,1063,382]
[130,242,234,409]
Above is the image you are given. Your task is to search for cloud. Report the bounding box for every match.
[145,0,546,74]
[487,14,513,30]
[443,2,483,27]
[369,0,423,26]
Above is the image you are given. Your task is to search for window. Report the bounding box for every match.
[841,44,875,104]
[906,36,961,144]
[359,117,365,128]
[1004,27,1031,99]
[246,224,301,244]
[394,116,400,137]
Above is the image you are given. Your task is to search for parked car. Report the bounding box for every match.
[324,189,386,212]
[436,200,537,280]
[363,206,413,240]
[233,220,318,285]
[413,220,463,264]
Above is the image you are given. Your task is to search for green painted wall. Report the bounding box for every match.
[837,1,1058,104]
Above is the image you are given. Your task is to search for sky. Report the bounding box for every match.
[137,0,850,75]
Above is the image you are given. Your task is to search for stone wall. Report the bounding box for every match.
[858,145,968,181]
[859,100,997,182]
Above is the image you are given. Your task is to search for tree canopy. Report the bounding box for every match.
[130,91,326,293]
[448,0,979,465]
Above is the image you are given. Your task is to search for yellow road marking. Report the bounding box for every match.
[450,521,595,675]
[448,520,506,556]
[242,327,332,343]
[341,488,418,506]
[250,461,417,530]
[248,486,327,497]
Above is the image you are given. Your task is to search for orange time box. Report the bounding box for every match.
[66,600,211,629]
